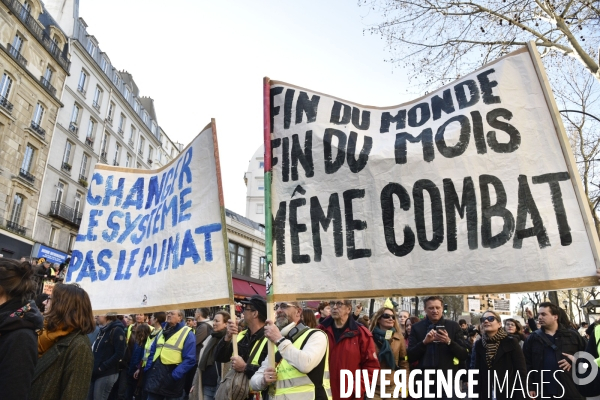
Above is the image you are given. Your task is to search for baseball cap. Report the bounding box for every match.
[240,295,267,320]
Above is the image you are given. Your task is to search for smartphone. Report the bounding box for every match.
[435,325,447,331]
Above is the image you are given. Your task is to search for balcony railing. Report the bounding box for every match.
[61,162,72,172]
[48,201,82,227]
[113,161,119,166]
[92,100,100,111]
[85,137,94,147]
[5,219,27,236]
[138,150,143,157]
[19,168,35,183]
[100,151,107,163]
[0,95,13,113]
[106,116,113,125]
[68,122,78,133]
[78,174,88,187]
[7,43,27,67]
[40,76,56,96]
[117,127,124,135]
[77,85,86,96]
[30,121,45,138]
[147,158,153,165]
[1,0,71,71]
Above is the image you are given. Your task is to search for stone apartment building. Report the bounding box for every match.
[0,0,70,258]
[28,0,182,262]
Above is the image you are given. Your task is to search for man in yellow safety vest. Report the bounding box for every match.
[250,302,331,400]
[144,309,196,400]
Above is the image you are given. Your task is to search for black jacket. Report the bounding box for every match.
[472,335,527,400]
[407,316,468,371]
[91,320,126,378]
[523,327,586,400]
[0,298,43,400]
[215,326,268,379]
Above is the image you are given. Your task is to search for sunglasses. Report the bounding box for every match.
[380,314,395,320]
[329,301,348,308]
[274,303,296,310]
[480,316,498,323]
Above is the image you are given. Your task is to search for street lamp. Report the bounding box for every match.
[563,299,568,310]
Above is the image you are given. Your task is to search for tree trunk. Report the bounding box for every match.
[549,291,559,306]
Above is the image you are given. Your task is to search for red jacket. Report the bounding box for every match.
[318,316,380,400]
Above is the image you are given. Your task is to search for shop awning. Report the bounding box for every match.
[232,278,266,297]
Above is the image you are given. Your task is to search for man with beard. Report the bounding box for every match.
[215,295,269,400]
[250,301,330,400]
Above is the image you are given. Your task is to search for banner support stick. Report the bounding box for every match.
[263,77,276,367]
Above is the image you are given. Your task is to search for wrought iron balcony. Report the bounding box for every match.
[19,168,35,183]
[1,0,71,71]
[5,219,27,236]
[100,151,107,163]
[0,95,13,113]
[113,161,119,166]
[7,43,27,67]
[138,150,143,157]
[117,127,124,135]
[61,162,72,172]
[106,116,113,125]
[77,85,86,96]
[40,76,56,96]
[147,158,153,165]
[92,100,100,111]
[78,174,88,187]
[68,122,78,133]
[30,121,45,138]
[128,139,134,147]
[85,137,94,147]
[49,201,82,227]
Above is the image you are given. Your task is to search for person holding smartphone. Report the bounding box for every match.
[407,296,468,399]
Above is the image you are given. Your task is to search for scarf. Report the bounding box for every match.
[372,327,397,370]
[38,324,74,357]
[482,328,507,369]
[198,329,226,371]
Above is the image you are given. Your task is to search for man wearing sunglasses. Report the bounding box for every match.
[250,301,330,400]
[317,300,379,400]
[407,295,468,399]
[214,295,269,400]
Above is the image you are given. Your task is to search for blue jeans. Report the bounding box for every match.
[203,385,219,400]
[147,393,182,400]
[88,373,119,400]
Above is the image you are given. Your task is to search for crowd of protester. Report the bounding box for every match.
[3,257,600,399]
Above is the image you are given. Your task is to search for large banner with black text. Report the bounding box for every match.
[67,122,233,312]
[267,46,600,300]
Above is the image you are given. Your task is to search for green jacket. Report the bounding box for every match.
[30,331,94,400]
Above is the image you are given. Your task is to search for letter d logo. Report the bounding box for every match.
[572,351,598,385]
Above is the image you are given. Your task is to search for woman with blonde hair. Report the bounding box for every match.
[368,307,409,399]
[30,283,95,400]
[472,310,527,399]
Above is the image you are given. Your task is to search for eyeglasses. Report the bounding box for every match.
[274,303,297,311]
[504,322,516,327]
[329,301,348,308]
[480,316,498,323]
[380,313,395,320]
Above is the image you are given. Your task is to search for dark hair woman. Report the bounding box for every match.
[504,318,526,347]
[302,308,317,328]
[472,310,527,399]
[191,310,231,400]
[404,316,420,348]
[369,307,410,399]
[0,258,43,400]
[128,323,152,399]
[30,283,95,400]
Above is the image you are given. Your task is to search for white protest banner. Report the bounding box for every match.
[66,120,233,313]
[266,44,600,301]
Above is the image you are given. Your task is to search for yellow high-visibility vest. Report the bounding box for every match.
[274,329,331,400]
[237,329,268,366]
[153,326,192,365]
[142,330,161,367]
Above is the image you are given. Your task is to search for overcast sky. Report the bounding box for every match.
[77,1,413,216]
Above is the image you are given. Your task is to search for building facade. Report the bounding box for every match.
[244,144,265,225]
[0,0,70,258]
[32,3,180,260]
[464,293,511,316]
